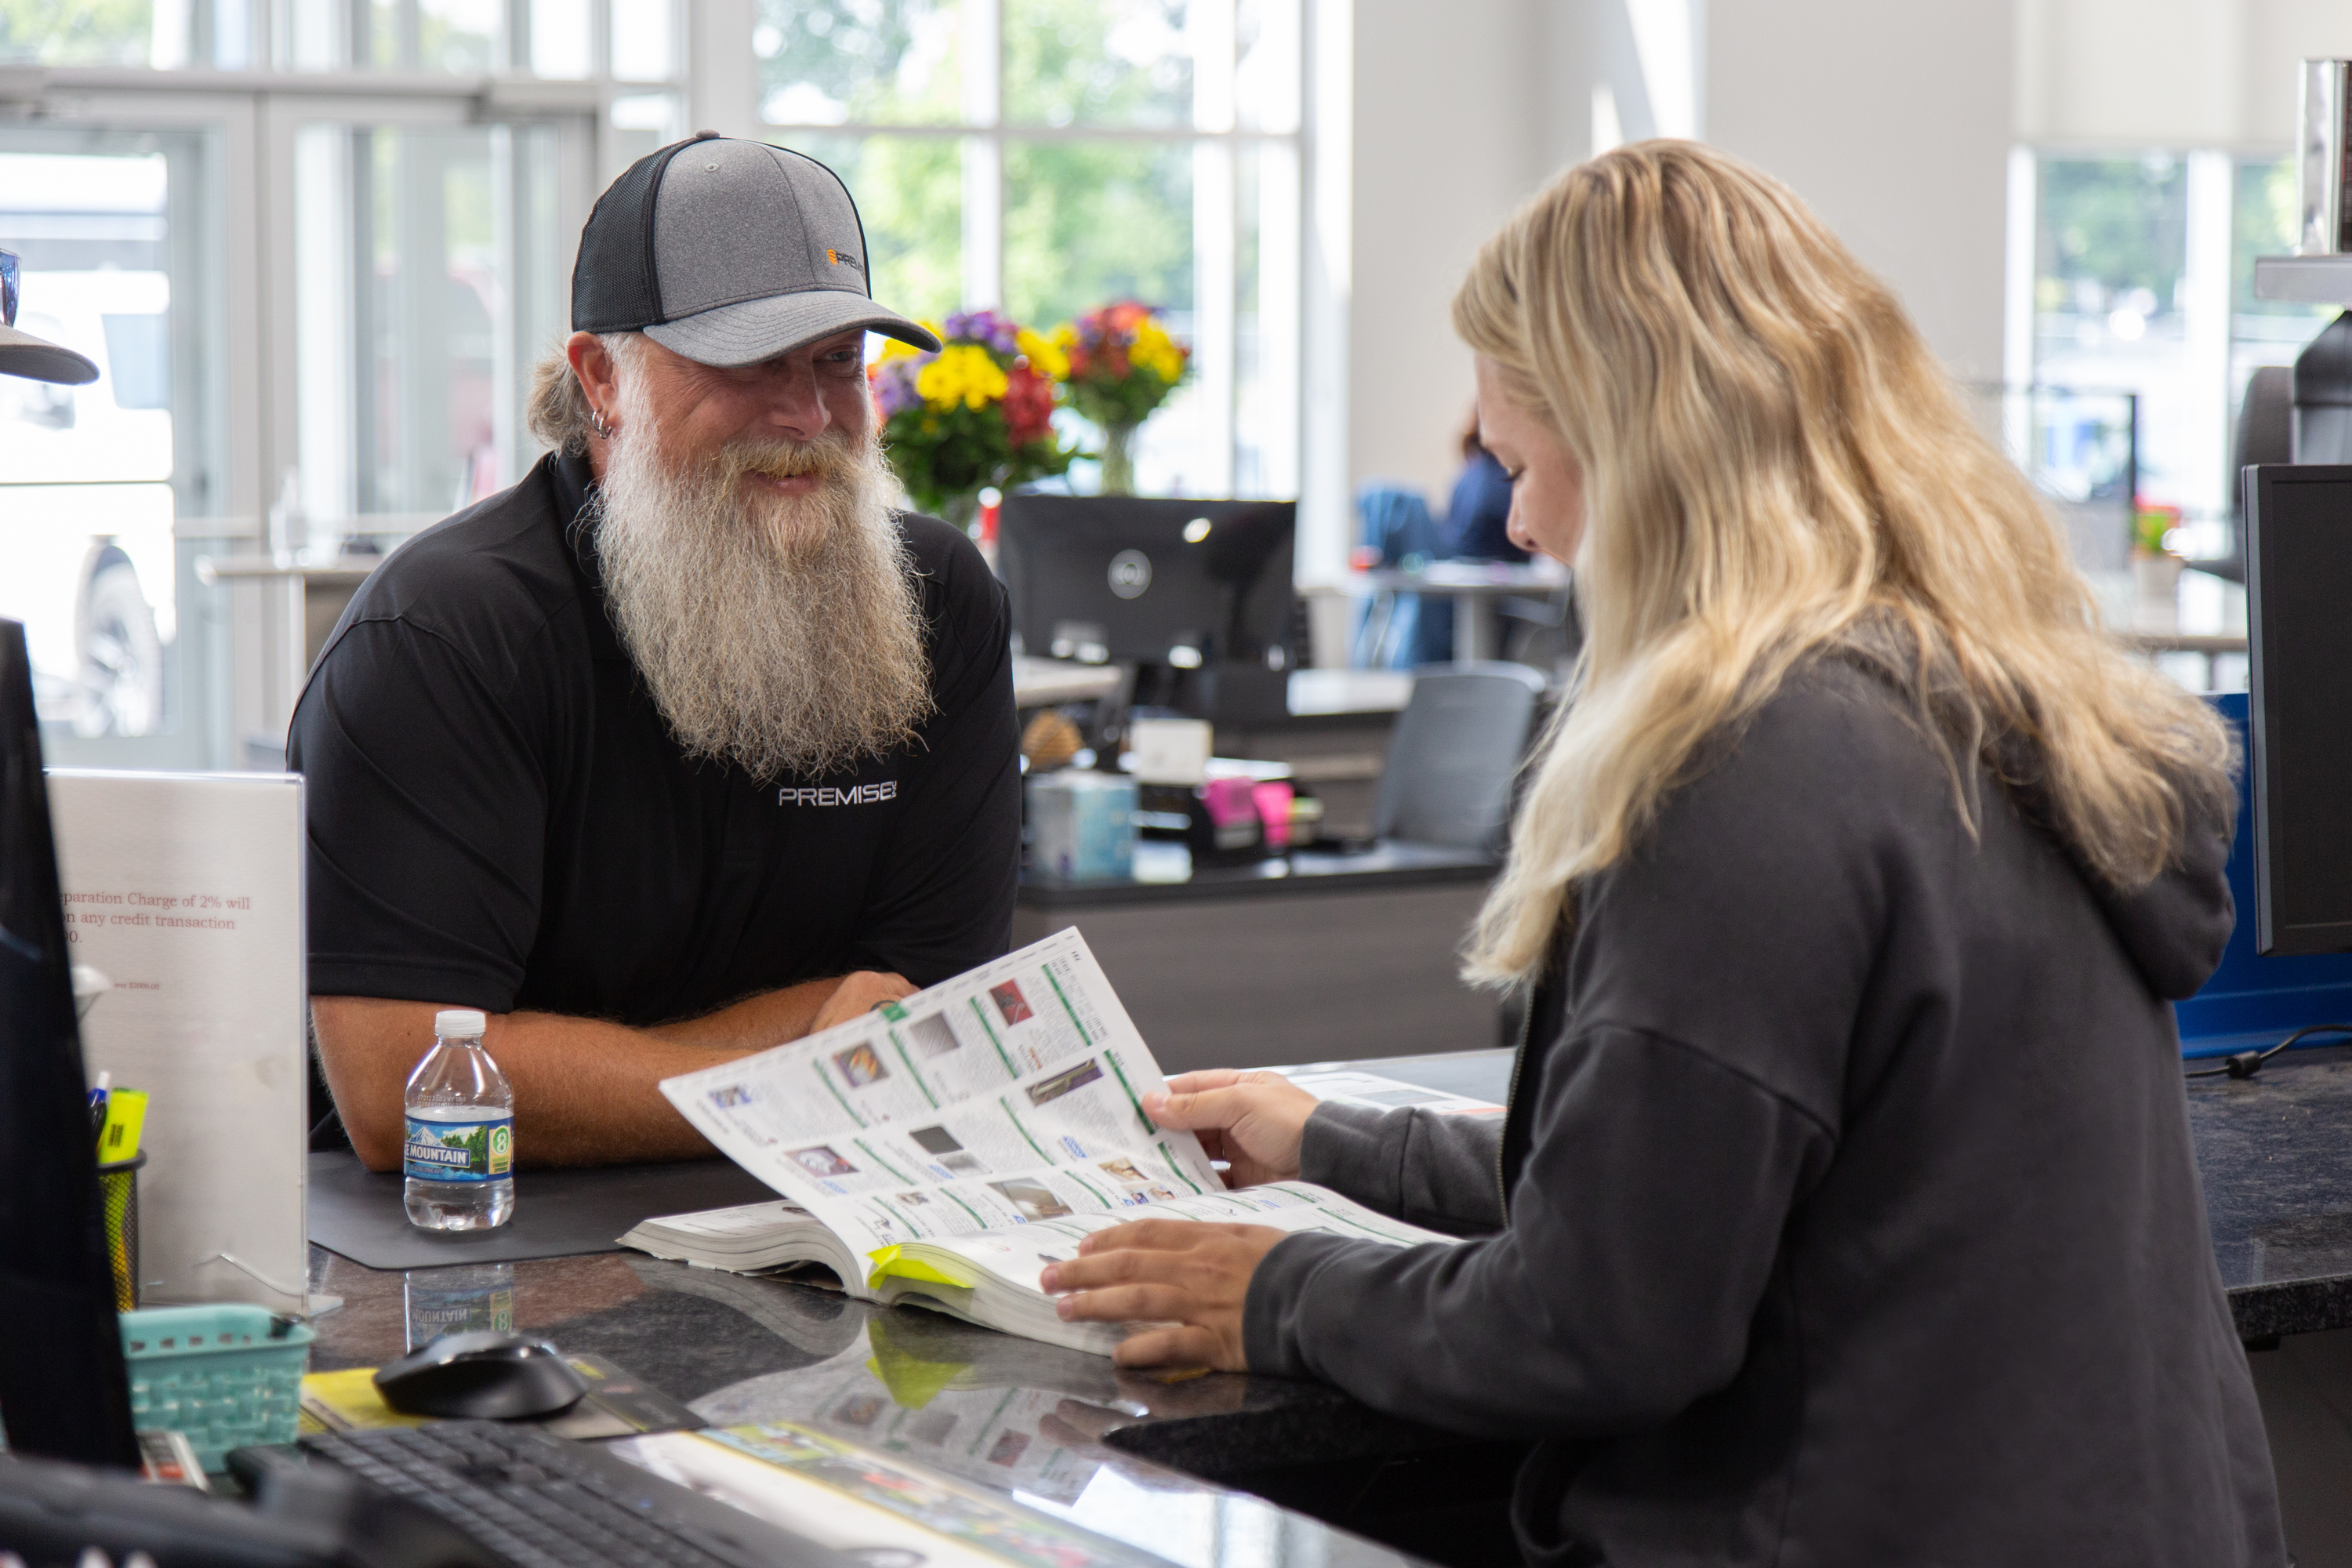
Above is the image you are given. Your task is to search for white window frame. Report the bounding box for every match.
[0,55,625,764]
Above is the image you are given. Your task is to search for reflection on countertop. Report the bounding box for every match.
[305,1245,1475,1568]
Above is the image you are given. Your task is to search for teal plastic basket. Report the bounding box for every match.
[120,1303,314,1471]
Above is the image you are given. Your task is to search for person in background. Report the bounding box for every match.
[1042,141,2281,1566]
[1405,412,1535,666]
[292,136,1020,1171]
[1442,412,1526,564]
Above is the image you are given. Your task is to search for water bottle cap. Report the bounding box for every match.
[434,1008,488,1038]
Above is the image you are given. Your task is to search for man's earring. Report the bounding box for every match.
[589,406,612,439]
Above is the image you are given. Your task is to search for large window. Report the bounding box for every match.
[0,0,662,770]
[756,0,1303,499]
[2024,148,2334,537]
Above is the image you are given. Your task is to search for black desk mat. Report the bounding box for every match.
[307,1151,779,1270]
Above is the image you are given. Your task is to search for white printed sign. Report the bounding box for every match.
[46,770,307,1311]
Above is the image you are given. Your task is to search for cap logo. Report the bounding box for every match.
[826,249,862,271]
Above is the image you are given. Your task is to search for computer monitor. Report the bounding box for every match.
[996,495,1296,723]
[0,617,140,1466]
[2245,464,2352,955]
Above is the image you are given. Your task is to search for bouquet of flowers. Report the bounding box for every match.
[1052,302,1191,494]
[869,310,1075,524]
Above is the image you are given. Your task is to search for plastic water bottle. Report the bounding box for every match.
[402,1009,514,1230]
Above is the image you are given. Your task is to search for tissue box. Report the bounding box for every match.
[1127,717,1213,785]
[1028,772,1139,881]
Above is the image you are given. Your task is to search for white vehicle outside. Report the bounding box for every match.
[1,149,178,739]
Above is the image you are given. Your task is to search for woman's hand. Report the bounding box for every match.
[1040,1220,1290,1370]
[1145,1070,1321,1189]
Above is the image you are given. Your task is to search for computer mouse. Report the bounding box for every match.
[372,1330,590,1420]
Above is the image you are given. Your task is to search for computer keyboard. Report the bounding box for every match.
[289,1421,851,1568]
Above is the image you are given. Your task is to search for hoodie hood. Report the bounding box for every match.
[1825,639,2230,1006]
[1835,633,2237,1004]
[1989,742,2236,1003]
[2082,796,2236,1000]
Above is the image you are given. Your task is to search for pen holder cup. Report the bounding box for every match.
[121,1303,314,1473]
[97,1150,145,1312]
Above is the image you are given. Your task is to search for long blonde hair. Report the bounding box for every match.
[1455,141,2235,986]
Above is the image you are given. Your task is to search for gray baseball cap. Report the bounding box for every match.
[571,132,942,367]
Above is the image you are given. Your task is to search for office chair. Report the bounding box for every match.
[1371,662,1548,853]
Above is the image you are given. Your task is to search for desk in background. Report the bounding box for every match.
[1014,843,1501,1073]
[2121,630,2249,693]
[1011,660,1414,726]
[1012,655,1126,708]
[1330,564,1571,665]
[1014,663,1417,840]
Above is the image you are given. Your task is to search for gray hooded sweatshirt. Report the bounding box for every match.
[1244,656,2285,1567]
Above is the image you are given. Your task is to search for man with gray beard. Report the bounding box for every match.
[289,136,1018,1171]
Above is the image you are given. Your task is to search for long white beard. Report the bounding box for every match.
[590,420,933,781]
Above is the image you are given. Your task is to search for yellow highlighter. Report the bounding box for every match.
[97,1088,147,1163]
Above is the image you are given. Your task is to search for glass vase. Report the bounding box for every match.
[1099,423,1138,495]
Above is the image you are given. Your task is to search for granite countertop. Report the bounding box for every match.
[303,1050,1529,1566]
[300,1041,2352,1564]
[2187,1044,2352,1338]
[1375,1047,2352,1341]
[303,1244,1470,1568]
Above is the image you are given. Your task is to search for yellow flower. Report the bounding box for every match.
[1016,327,1070,381]
[915,343,1009,411]
[873,326,938,365]
[1129,320,1187,383]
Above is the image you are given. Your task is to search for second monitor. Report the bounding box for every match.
[997,494,1296,724]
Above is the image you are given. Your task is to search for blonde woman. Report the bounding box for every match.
[1044,142,2281,1566]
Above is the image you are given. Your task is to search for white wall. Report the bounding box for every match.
[2016,0,2352,149]
[1705,0,2013,382]
[1337,0,2018,548]
[1343,0,1552,513]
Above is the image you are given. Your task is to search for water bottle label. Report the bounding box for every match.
[403,1116,513,1181]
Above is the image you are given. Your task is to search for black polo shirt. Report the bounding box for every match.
[288,448,1020,1025]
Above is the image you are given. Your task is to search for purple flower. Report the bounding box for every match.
[870,358,924,418]
[943,309,1019,355]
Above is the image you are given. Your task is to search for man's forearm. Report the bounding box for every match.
[644,975,843,1051]
[484,1008,756,1166]
[316,978,851,1171]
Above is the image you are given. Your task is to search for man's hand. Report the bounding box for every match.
[1040,1220,1289,1370]
[1142,1070,1321,1189]
[807,971,916,1034]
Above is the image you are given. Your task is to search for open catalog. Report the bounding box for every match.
[623,927,1454,1356]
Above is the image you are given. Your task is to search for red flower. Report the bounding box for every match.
[1003,363,1058,447]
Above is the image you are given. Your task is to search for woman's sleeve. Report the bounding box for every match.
[1248,1033,1831,1437]
[1300,1103,1507,1236]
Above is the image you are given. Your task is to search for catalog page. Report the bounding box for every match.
[891,1181,1457,1296]
[661,930,1223,1255]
